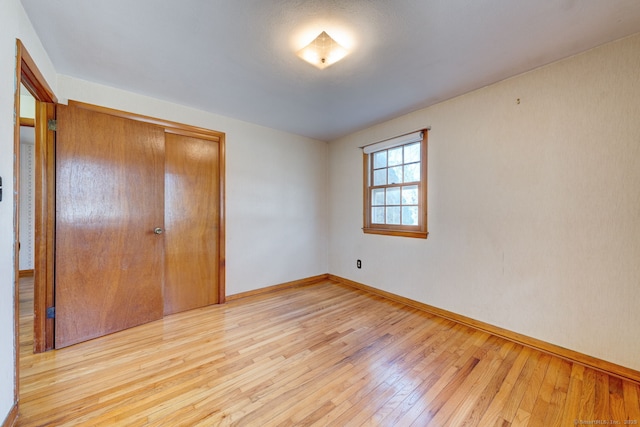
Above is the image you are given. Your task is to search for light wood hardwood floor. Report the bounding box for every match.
[17,277,640,426]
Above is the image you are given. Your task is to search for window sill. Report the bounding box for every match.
[362,227,428,239]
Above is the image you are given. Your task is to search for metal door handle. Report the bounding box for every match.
[154,227,163,235]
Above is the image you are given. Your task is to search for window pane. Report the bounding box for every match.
[402,206,419,225]
[373,151,387,169]
[386,187,400,205]
[404,163,420,183]
[404,142,420,163]
[373,169,387,185]
[402,185,418,205]
[372,207,385,224]
[388,166,403,184]
[372,188,385,206]
[386,207,401,224]
[388,147,403,166]
[365,134,427,235]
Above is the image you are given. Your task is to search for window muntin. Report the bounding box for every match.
[363,131,428,238]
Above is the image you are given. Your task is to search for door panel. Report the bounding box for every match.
[164,133,219,315]
[55,105,165,348]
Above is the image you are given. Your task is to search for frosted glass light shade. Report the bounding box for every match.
[297,31,348,69]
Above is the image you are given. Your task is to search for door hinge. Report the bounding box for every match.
[47,119,57,131]
[46,306,55,319]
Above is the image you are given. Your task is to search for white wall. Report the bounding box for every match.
[329,33,640,371]
[57,76,329,296]
[0,0,57,421]
[20,88,35,118]
[20,89,36,271]
[19,135,35,271]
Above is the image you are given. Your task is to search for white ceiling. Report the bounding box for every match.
[21,0,640,141]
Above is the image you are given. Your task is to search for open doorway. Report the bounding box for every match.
[18,84,36,358]
[12,39,57,419]
[14,40,57,355]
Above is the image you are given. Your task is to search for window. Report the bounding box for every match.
[363,130,428,238]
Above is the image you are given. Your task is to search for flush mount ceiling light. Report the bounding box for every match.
[297,31,348,69]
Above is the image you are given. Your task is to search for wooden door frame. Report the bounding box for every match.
[67,100,227,304]
[12,39,57,422]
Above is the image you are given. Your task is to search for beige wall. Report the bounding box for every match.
[328,33,640,371]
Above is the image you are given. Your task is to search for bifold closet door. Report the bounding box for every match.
[55,105,166,348]
[163,132,220,315]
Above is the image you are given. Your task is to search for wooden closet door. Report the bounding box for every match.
[55,105,166,348]
[164,132,219,315]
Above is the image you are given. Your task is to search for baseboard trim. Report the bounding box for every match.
[18,269,34,278]
[226,274,330,302]
[2,403,18,427]
[328,274,640,385]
